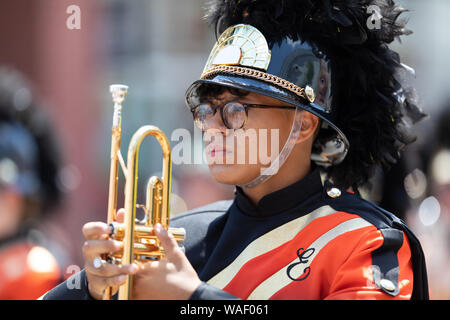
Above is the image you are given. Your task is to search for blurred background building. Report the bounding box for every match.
[0,0,448,299]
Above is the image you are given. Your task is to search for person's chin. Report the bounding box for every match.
[208,163,259,185]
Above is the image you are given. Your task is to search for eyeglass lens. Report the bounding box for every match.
[193,102,247,130]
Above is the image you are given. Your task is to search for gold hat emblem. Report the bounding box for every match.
[212,45,242,65]
[305,86,315,103]
[203,24,271,74]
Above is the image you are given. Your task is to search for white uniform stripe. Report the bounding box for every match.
[247,217,372,300]
[207,205,337,288]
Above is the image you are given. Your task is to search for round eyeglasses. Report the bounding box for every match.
[191,101,296,130]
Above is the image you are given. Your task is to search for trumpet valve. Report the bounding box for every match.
[107,221,185,262]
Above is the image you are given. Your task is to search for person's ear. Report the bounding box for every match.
[296,112,319,144]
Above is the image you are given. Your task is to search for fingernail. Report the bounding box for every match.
[155,223,162,233]
[117,274,126,282]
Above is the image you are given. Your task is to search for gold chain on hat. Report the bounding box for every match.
[200,65,310,103]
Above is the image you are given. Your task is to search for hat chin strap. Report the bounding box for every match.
[238,107,304,189]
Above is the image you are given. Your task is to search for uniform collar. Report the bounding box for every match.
[234,167,323,217]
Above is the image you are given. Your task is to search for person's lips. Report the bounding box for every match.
[206,144,229,157]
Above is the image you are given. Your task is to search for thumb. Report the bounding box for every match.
[154,223,183,263]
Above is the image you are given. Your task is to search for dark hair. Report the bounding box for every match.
[204,0,426,189]
[195,83,249,104]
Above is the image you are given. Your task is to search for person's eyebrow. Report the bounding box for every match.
[204,94,242,106]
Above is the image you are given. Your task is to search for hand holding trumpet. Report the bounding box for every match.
[82,208,201,300]
[89,84,193,299]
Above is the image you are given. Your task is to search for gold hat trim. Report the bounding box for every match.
[200,65,310,103]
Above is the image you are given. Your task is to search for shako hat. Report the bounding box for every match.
[185,0,426,189]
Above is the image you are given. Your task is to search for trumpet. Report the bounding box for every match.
[103,84,185,300]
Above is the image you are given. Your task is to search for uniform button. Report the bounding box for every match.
[327,187,341,198]
[380,279,396,292]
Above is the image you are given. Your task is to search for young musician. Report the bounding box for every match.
[42,0,429,300]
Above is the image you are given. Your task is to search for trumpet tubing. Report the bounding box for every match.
[102,84,185,300]
[109,222,186,242]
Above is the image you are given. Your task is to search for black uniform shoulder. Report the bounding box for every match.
[171,200,232,228]
[321,181,404,230]
[170,200,233,273]
[322,181,429,299]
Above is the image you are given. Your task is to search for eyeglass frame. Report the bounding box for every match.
[190,101,297,130]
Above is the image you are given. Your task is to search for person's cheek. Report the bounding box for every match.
[240,130,252,165]
[253,113,283,163]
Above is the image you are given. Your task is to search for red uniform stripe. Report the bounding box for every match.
[268,225,376,299]
[222,211,359,299]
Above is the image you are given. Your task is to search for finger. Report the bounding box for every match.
[104,274,128,288]
[82,239,123,261]
[138,260,159,274]
[116,208,125,223]
[82,222,111,240]
[89,274,128,298]
[85,260,139,277]
[154,223,183,262]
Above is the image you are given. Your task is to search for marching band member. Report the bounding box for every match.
[42,0,428,300]
[0,67,64,299]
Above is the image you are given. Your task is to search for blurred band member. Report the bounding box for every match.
[0,67,64,299]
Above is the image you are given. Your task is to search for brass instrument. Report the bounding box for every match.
[103,84,185,300]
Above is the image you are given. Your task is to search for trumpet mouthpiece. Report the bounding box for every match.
[110,84,129,105]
